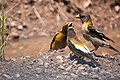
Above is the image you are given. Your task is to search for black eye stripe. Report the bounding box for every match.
[80,15,85,18]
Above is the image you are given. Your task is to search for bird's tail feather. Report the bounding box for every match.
[104,36,115,43]
[109,45,119,52]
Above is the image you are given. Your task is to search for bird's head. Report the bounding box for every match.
[62,22,73,34]
[75,12,91,23]
[67,27,76,38]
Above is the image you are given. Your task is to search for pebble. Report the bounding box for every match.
[56,56,63,60]
[56,56,64,63]
[11,32,19,39]
[17,10,21,15]
[78,66,85,70]
[65,65,72,71]
[114,5,120,12]
[59,65,65,70]
[3,74,12,79]
[25,56,31,58]
[92,74,101,79]
[10,58,16,61]
[17,25,24,30]
[62,72,69,75]
[44,62,49,68]
[35,68,42,74]
[81,72,88,75]
[83,0,92,8]
[27,66,32,69]
[11,21,16,27]
[70,73,78,78]
[57,59,64,63]
[37,59,44,66]
[72,61,78,66]
[15,74,20,78]
[33,28,38,32]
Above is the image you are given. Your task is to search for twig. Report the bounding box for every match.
[33,6,46,27]
[56,3,69,20]
[5,1,20,15]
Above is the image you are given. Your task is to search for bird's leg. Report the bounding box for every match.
[90,46,99,52]
[90,48,96,52]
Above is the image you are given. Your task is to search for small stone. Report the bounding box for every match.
[73,61,77,66]
[114,5,120,12]
[65,65,72,71]
[17,25,24,30]
[56,56,63,60]
[35,68,42,74]
[33,28,38,32]
[11,21,16,27]
[11,32,19,39]
[17,10,21,14]
[78,66,85,70]
[59,65,65,70]
[3,74,12,79]
[44,62,49,68]
[62,72,69,75]
[57,59,63,63]
[92,74,99,78]
[81,72,88,75]
[102,53,109,56]
[25,56,30,58]
[37,59,44,66]
[83,0,92,8]
[10,58,16,61]
[84,64,89,68]
[15,74,20,78]
[70,73,78,78]
[27,66,32,69]
[56,75,61,78]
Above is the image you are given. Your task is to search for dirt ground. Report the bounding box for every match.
[3,0,120,59]
[0,0,120,80]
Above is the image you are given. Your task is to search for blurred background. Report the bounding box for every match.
[1,0,120,58]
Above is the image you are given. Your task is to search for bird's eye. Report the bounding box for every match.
[80,15,85,18]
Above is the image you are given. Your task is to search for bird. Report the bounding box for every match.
[50,22,73,50]
[67,27,100,66]
[75,12,119,52]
